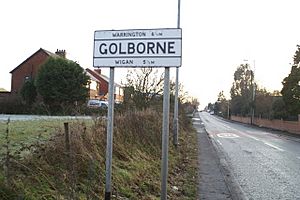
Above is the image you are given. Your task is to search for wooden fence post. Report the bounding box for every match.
[64,122,70,154]
[64,122,75,199]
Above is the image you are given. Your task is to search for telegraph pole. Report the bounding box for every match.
[244,59,255,125]
[244,60,256,125]
[251,60,255,125]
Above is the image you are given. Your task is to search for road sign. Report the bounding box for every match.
[93,28,182,67]
[98,28,183,200]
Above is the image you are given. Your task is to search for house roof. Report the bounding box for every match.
[85,68,122,87]
[85,68,101,82]
[10,48,60,73]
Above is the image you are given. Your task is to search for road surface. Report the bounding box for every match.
[199,112,300,200]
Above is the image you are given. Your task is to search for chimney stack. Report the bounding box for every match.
[55,49,66,58]
[95,69,101,74]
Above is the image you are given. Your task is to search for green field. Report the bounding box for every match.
[0,119,93,157]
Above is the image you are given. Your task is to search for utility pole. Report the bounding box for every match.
[244,59,255,125]
[251,75,255,124]
[250,60,255,125]
[227,100,230,119]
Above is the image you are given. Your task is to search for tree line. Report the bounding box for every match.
[209,45,300,120]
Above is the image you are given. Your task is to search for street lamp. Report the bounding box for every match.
[173,0,181,148]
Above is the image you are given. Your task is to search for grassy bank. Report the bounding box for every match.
[0,110,198,199]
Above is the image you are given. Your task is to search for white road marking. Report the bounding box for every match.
[217,140,222,146]
[264,142,284,152]
[223,125,233,129]
[246,135,260,141]
[217,133,240,139]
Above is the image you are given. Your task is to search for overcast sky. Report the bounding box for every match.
[1,0,300,108]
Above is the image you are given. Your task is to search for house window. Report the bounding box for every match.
[24,76,31,82]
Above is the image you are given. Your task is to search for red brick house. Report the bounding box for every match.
[85,68,124,103]
[10,48,66,94]
[8,48,123,103]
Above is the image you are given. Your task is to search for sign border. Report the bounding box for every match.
[93,28,182,68]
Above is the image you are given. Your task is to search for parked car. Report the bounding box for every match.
[87,99,108,109]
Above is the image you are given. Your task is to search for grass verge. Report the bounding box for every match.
[0,110,198,199]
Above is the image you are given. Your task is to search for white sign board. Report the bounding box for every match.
[93,28,182,67]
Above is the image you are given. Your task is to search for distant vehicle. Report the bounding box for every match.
[87,99,108,109]
[210,111,214,115]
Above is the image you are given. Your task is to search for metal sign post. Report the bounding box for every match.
[105,67,115,200]
[173,67,179,147]
[93,28,181,200]
[161,67,170,200]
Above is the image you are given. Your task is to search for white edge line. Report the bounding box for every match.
[247,135,260,141]
[264,142,284,152]
[217,140,222,146]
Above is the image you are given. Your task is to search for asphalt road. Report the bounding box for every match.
[199,112,300,200]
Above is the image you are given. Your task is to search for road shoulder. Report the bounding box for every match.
[193,114,232,200]
[194,112,249,200]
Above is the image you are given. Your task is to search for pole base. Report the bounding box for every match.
[105,192,111,200]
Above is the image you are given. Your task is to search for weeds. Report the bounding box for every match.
[0,109,198,199]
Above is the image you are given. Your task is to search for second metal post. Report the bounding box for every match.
[161,67,170,200]
[173,67,179,147]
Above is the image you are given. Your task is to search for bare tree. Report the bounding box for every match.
[123,68,164,109]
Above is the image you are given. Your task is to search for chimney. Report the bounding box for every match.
[55,49,66,58]
[95,69,101,74]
